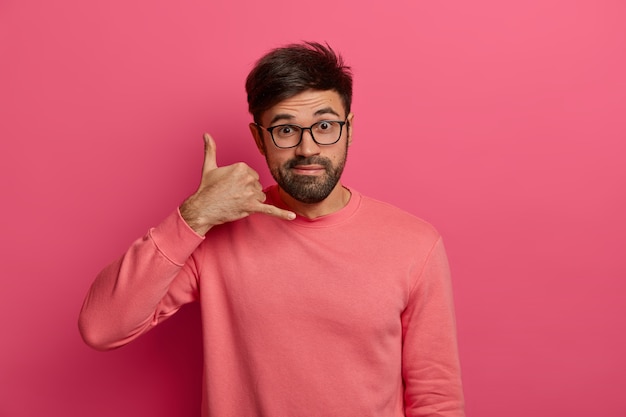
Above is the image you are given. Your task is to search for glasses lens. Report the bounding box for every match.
[272,125,302,148]
[311,121,343,145]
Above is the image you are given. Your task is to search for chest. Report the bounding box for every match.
[199,224,414,341]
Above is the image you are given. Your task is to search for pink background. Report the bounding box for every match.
[1,0,625,416]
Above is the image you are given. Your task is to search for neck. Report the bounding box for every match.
[278,184,351,219]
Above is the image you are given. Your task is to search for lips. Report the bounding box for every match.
[287,157,330,175]
[291,164,325,175]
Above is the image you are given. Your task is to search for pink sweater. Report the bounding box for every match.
[79,186,464,416]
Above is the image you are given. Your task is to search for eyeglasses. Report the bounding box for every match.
[257,119,348,149]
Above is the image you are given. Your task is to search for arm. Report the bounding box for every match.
[78,209,204,350]
[78,133,295,350]
[402,237,465,417]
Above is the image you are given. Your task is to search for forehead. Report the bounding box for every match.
[262,89,345,125]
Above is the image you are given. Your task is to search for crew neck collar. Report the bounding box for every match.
[265,185,361,228]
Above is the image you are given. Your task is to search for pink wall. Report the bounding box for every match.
[2,0,625,416]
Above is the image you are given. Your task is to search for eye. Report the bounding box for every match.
[318,121,331,131]
[314,121,338,134]
[275,125,298,137]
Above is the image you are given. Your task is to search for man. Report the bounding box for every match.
[79,42,465,417]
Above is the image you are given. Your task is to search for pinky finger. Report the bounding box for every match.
[256,203,296,220]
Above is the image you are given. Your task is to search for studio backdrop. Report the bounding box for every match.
[1,1,625,416]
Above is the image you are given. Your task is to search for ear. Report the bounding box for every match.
[346,113,354,146]
[249,123,266,156]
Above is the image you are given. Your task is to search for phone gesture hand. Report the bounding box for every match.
[180,133,295,235]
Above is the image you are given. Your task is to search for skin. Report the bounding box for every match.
[251,89,354,218]
[180,89,354,235]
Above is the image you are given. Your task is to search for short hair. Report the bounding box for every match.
[245,42,353,123]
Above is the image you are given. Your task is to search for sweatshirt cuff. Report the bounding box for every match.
[148,208,205,265]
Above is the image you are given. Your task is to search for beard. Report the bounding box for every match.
[269,148,348,204]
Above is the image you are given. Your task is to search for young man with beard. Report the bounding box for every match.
[79,42,465,417]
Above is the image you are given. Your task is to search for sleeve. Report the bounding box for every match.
[78,209,205,351]
[402,237,465,417]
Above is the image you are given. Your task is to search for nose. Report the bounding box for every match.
[295,128,321,157]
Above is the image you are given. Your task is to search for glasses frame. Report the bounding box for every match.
[256,119,348,149]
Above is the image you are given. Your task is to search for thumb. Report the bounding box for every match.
[202,133,218,173]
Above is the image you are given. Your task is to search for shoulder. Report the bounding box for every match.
[353,190,442,242]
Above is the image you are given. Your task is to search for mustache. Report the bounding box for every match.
[285,156,332,169]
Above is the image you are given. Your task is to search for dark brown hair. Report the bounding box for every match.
[245,42,353,123]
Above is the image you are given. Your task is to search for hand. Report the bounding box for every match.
[180,133,295,235]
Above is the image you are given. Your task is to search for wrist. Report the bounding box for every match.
[179,197,213,236]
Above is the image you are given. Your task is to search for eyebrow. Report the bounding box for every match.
[268,107,342,126]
